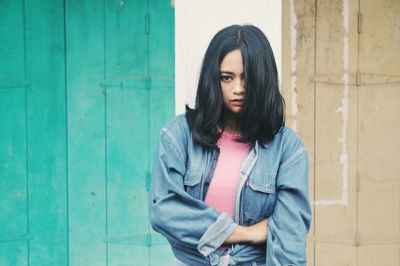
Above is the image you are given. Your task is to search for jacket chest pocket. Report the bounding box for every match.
[183,167,203,200]
[242,172,276,222]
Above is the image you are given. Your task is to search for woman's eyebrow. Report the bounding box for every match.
[219,71,235,75]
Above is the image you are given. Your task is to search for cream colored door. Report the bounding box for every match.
[282,0,400,265]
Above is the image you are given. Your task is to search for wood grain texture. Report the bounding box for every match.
[1,0,175,265]
[105,0,149,263]
[0,1,29,264]
[148,0,176,264]
[66,0,107,265]
[25,0,68,264]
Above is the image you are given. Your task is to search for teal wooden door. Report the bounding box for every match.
[0,0,175,265]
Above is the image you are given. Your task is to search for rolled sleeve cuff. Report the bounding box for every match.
[197,212,238,257]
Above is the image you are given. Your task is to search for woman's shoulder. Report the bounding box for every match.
[161,113,190,136]
[266,126,307,164]
[159,114,191,149]
[272,126,305,147]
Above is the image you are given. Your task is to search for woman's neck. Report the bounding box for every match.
[223,112,239,134]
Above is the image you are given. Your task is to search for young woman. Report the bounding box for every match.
[150,25,311,266]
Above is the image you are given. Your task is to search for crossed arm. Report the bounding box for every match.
[151,127,310,264]
[224,218,268,245]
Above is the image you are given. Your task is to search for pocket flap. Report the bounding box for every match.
[248,173,276,193]
[183,167,202,186]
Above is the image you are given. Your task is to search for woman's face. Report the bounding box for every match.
[219,49,245,115]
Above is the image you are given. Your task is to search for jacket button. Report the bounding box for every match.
[152,199,157,204]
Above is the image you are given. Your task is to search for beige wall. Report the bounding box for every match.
[282,0,400,265]
[175,0,281,114]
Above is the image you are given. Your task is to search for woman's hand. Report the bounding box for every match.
[224,218,268,245]
[247,218,268,244]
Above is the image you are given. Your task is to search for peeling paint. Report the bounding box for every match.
[338,0,350,205]
[313,0,349,206]
[290,0,298,132]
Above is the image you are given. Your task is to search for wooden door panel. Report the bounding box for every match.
[67,0,107,264]
[1,0,175,264]
[357,0,400,260]
[283,0,399,265]
[24,0,68,264]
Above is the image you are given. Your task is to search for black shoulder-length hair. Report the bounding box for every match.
[186,24,285,150]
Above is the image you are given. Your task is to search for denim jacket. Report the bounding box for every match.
[150,114,311,265]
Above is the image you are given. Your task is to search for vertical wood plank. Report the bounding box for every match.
[0,0,29,264]
[106,87,149,265]
[358,85,400,245]
[357,0,400,261]
[66,0,107,265]
[314,0,358,251]
[148,0,175,159]
[104,0,150,264]
[25,0,68,264]
[148,0,176,264]
[0,89,27,237]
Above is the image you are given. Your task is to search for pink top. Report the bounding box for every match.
[204,132,250,218]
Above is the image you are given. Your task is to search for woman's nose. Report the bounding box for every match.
[233,78,244,94]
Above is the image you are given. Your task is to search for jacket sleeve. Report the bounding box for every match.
[266,146,312,266]
[149,128,238,257]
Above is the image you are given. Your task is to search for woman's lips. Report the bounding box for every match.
[230,99,243,106]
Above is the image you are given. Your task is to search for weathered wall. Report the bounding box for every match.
[282,0,400,265]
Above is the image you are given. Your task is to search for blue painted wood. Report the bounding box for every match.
[148,0,176,264]
[0,0,29,263]
[0,0,175,265]
[66,0,108,265]
[24,0,68,264]
[105,0,150,264]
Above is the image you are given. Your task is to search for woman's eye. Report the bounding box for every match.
[220,75,232,81]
